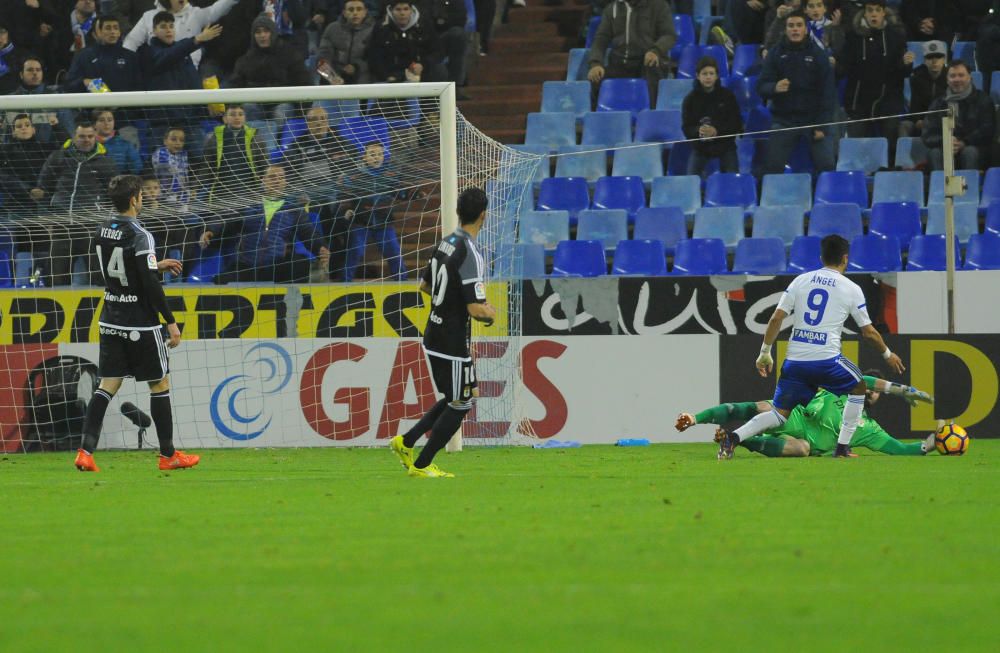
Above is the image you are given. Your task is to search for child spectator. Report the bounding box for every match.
[681,56,743,177]
[124,0,238,70]
[140,173,203,278]
[152,126,191,206]
[92,109,142,174]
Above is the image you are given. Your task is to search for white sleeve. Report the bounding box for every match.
[207,0,239,23]
[122,12,152,51]
[776,276,800,314]
[849,283,872,328]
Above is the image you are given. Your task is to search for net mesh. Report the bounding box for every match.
[0,86,540,452]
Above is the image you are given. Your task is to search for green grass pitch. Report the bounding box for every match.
[2,443,998,652]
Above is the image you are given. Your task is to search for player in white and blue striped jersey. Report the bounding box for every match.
[717,235,905,459]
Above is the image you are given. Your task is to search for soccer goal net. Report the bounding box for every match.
[0,83,541,452]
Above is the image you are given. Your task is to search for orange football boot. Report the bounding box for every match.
[158,450,200,470]
[74,449,99,472]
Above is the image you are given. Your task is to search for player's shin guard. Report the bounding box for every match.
[80,389,114,453]
[733,410,786,443]
[413,404,469,469]
[150,390,175,457]
[837,394,866,446]
[402,398,449,448]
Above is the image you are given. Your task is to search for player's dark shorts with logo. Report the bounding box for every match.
[427,352,477,404]
[98,324,170,382]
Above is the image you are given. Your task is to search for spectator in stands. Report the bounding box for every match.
[682,56,743,177]
[730,0,770,45]
[92,109,141,174]
[317,0,375,85]
[199,0,259,81]
[336,141,409,281]
[105,0,152,35]
[198,104,269,202]
[901,0,961,45]
[923,60,996,171]
[229,14,311,122]
[764,0,801,49]
[203,163,330,284]
[899,40,947,140]
[586,0,675,107]
[0,1,59,78]
[422,0,469,89]
[0,23,28,95]
[839,0,912,165]
[261,0,311,59]
[124,0,238,70]
[139,173,202,276]
[368,0,448,84]
[152,126,192,206]
[0,114,55,216]
[69,0,99,55]
[474,0,496,56]
[757,10,837,174]
[65,13,143,94]
[765,0,843,58]
[6,56,70,145]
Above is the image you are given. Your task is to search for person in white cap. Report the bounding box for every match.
[898,40,948,139]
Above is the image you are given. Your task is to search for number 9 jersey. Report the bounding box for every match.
[422,227,487,360]
[94,217,172,329]
[776,267,872,362]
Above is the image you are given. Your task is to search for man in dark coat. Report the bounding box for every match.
[681,55,743,177]
[229,14,312,121]
[367,0,446,83]
[923,60,995,171]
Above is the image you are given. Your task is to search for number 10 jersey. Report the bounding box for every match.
[422,227,487,360]
[94,216,164,328]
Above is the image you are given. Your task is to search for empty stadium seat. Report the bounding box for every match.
[584,15,601,48]
[788,235,822,272]
[597,78,651,118]
[869,202,922,250]
[555,146,607,183]
[672,238,728,274]
[727,75,762,112]
[671,14,696,60]
[744,105,772,135]
[906,234,961,271]
[848,235,903,272]
[635,109,684,144]
[613,239,668,275]
[577,209,629,250]
[677,45,729,79]
[872,171,925,207]
[693,206,745,249]
[525,112,577,152]
[952,41,976,67]
[582,111,632,146]
[337,116,390,154]
[760,173,812,212]
[836,137,888,174]
[731,44,762,77]
[651,175,701,217]
[815,171,868,207]
[704,172,758,209]
[520,210,570,250]
[633,206,688,253]
[992,72,1000,104]
[612,144,663,183]
[751,205,805,246]
[895,137,928,170]
[552,239,606,276]
[566,48,588,81]
[592,175,646,220]
[515,243,546,277]
[541,81,591,119]
[511,145,551,184]
[537,177,590,223]
[808,203,863,240]
[656,79,695,111]
[964,232,1000,270]
[925,203,980,244]
[986,200,1000,235]
[732,238,787,274]
[928,170,980,206]
[980,168,1000,209]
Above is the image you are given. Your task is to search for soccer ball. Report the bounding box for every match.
[935,423,970,456]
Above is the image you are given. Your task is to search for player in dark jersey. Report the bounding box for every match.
[390,187,496,478]
[73,175,200,473]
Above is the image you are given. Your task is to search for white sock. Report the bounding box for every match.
[837,395,866,446]
[733,410,786,442]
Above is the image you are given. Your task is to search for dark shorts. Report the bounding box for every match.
[98,324,170,382]
[773,355,863,411]
[427,352,477,406]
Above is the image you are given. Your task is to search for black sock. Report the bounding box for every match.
[80,389,113,453]
[402,398,448,448]
[413,405,466,469]
[150,390,175,457]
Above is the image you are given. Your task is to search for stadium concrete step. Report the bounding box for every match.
[474,65,568,86]
[506,1,591,38]
[484,51,570,68]
[489,33,574,52]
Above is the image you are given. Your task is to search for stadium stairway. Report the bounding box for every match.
[459,0,591,143]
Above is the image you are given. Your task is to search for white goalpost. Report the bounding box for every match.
[0,83,540,453]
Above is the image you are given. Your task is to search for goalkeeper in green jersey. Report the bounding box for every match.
[676,374,936,457]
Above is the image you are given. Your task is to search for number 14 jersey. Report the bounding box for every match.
[776,267,872,362]
[94,216,163,328]
[422,227,487,360]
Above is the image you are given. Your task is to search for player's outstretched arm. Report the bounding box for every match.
[468,302,496,326]
[863,376,934,406]
[860,325,904,374]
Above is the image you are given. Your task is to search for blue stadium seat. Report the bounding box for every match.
[815,171,868,207]
[971,71,983,89]
[541,81,591,120]
[584,15,601,48]
[613,239,668,275]
[366,98,421,130]
[671,14,696,60]
[727,75,762,112]
[788,235,822,272]
[188,250,225,283]
[704,172,757,209]
[279,117,308,151]
[525,112,577,152]
[992,72,1000,104]
[907,40,926,66]
[656,79,695,111]
[13,251,33,287]
[676,44,729,78]
[980,167,1000,209]
[928,170,980,206]
[582,111,632,146]
[760,173,812,213]
[952,41,976,68]
[925,203,980,245]
[808,203,863,240]
[906,234,961,271]
[511,145,551,184]
[732,238,787,274]
[492,181,533,218]
[737,137,757,175]
[869,202,922,250]
[612,144,663,183]
[895,137,928,170]
[591,175,646,220]
[566,48,589,81]
[337,116,390,155]
[783,137,815,175]
[693,206,745,249]
[634,109,683,144]
[651,175,701,217]
[597,78,651,119]
[744,105,772,135]
[665,141,694,176]
[751,205,805,246]
[872,171,925,207]
[672,238,728,274]
[986,200,1000,235]
[731,44,762,78]
[520,210,570,250]
[555,145,607,183]
[836,137,888,174]
[848,235,903,272]
[537,177,590,223]
[552,239,606,276]
[577,209,629,250]
[0,250,12,288]
[515,243,547,278]
[633,206,688,253]
[316,98,362,125]
[964,233,1000,270]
